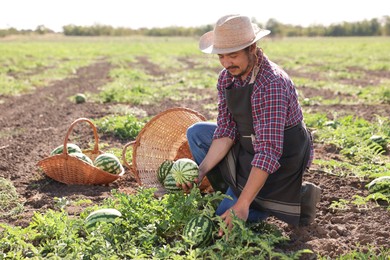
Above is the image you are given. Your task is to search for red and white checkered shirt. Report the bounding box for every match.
[213,50,313,174]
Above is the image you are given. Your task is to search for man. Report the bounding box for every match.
[183,14,321,231]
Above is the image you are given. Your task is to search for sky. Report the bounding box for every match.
[1,0,389,32]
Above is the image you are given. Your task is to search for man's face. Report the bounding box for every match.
[218,49,252,79]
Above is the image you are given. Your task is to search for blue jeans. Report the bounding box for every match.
[187,122,269,223]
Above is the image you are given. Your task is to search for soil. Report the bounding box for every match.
[0,58,389,259]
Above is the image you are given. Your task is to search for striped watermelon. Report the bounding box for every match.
[170,158,199,185]
[183,215,215,248]
[85,208,122,229]
[94,153,124,175]
[163,172,181,192]
[367,176,390,196]
[69,152,93,165]
[157,159,174,184]
[50,143,82,155]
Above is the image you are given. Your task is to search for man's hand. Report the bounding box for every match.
[178,169,207,192]
[218,203,249,237]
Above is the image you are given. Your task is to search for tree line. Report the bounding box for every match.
[1,16,390,38]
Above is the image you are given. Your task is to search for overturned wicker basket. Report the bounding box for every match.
[37,118,124,185]
[122,107,211,193]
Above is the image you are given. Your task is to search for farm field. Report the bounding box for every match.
[0,35,389,259]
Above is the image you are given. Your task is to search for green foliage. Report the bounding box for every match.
[97,68,154,104]
[196,215,311,260]
[93,114,146,140]
[29,210,85,258]
[0,224,39,258]
[0,188,313,259]
[308,112,389,213]
[366,193,390,206]
[0,177,24,219]
[329,199,350,211]
[329,191,390,214]
[53,197,71,211]
[358,85,390,104]
[305,113,390,179]
[323,245,390,260]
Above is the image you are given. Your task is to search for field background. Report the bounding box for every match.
[0,35,389,259]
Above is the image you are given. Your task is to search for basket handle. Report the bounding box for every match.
[62,118,99,155]
[122,140,141,184]
[122,141,135,170]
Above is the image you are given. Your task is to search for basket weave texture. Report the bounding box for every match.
[37,118,124,185]
[122,107,211,192]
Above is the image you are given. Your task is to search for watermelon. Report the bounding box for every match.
[170,158,199,185]
[183,215,215,248]
[94,153,124,175]
[367,176,390,196]
[75,93,86,104]
[163,173,181,192]
[85,208,122,229]
[157,159,174,184]
[50,143,82,155]
[69,152,93,165]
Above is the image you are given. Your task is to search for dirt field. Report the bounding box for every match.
[0,59,389,258]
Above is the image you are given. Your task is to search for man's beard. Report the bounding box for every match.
[229,56,256,78]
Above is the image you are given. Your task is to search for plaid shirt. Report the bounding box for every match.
[213,50,313,174]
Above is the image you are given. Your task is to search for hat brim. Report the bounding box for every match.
[199,26,270,54]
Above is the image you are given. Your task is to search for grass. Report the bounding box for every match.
[93,114,146,140]
[0,177,24,219]
[2,36,389,105]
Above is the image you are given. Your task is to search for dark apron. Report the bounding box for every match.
[215,78,311,226]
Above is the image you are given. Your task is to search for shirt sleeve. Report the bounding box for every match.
[213,72,238,141]
[251,79,289,174]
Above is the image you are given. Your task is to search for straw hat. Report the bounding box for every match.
[199,14,270,54]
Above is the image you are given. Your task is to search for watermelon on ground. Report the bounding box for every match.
[157,159,174,184]
[85,208,122,229]
[94,153,124,175]
[50,143,82,155]
[182,215,215,248]
[75,93,86,104]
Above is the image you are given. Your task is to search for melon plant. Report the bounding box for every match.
[170,158,199,185]
[163,173,181,192]
[367,176,390,196]
[182,215,215,248]
[69,152,93,165]
[94,153,124,175]
[85,208,122,229]
[157,159,174,184]
[50,143,82,155]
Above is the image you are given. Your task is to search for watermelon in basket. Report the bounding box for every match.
[37,118,124,185]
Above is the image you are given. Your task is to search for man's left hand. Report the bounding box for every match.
[218,204,249,237]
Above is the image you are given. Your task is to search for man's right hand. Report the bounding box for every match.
[177,170,207,192]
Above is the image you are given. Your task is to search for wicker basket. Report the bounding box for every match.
[122,107,211,193]
[37,118,124,185]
